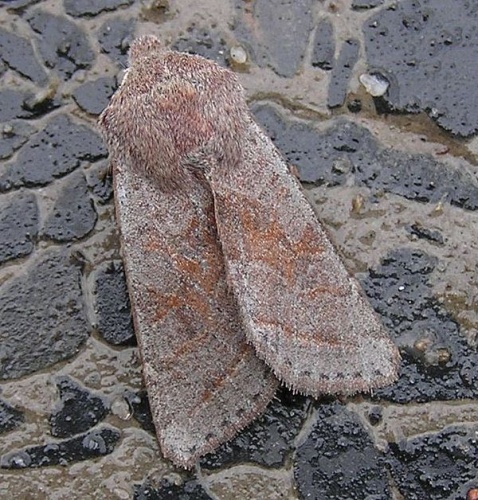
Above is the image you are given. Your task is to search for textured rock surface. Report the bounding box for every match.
[201,390,309,469]
[0,249,89,379]
[363,249,478,403]
[0,0,477,498]
[0,114,106,191]
[311,19,335,71]
[328,39,360,108]
[232,0,314,77]
[363,0,478,136]
[42,171,97,242]
[72,77,117,115]
[388,424,478,499]
[0,191,38,264]
[0,28,48,83]
[26,10,96,79]
[98,17,136,67]
[93,260,135,346]
[49,376,109,438]
[64,0,134,18]
[134,478,213,500]
[1,426,121,468]
[0,399,24,434]
[294,403,391,499]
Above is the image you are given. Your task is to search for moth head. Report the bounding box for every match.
[98,35,250,191]
[128,34,163,64]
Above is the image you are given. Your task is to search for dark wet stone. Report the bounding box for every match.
[0,426,120,468]
[311,19,335,70]
[201,388,308,469]
[98,17,135,66]
[140,0,171,23]
[26,10,95,80]
[50,376,108,438]
[388,424,478,499]
[367,406,383,426]
[328,39,359,108]
[407,223,445,245]
[0,0,41,10]
[0,28,48,83]
[86,161,113,204]
[134,478,212,500]
[73,77,116,115]
[362,248,478,403]
[252,105,478,211]
[0,190,38,264]
[352,0,384,9]
[0,114,106,192]
[233,0,313,77]
[93,261,135,346]
[42,172,97,242]
[347,98,362,113]
[173,24,228,66]
[0,399,24,434]
[0,88,58,122]
[294,403,391,499]
[0,122,35,161]
[125,391,155,433]
[0,89,35,121]
[0,248,90,380]
[22,90,61,118]
[363,0,478,136]
[64,0,134,17]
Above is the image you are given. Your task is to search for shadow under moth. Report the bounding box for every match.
[98,35,400,469]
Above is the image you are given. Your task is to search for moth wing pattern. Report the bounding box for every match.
[98,34,400,468]
[206,119,400,397]
[112,159,278,468]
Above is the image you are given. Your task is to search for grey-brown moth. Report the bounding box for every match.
[98,35,400,469]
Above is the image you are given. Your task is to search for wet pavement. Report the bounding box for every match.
[0,0,477,499]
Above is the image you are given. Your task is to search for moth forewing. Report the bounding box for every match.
[98,34,400,469]
[205,120,400,396]
[110,146,278,469]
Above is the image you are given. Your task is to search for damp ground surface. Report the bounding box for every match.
[0,1,477,499]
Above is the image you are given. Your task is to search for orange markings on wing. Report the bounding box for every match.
[98,34,399,469]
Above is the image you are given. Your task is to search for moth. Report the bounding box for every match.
[98,35,400,469]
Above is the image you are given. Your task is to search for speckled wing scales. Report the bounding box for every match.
[206,119,400,397]
[99,35,399,467]
[113,161,278,468]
